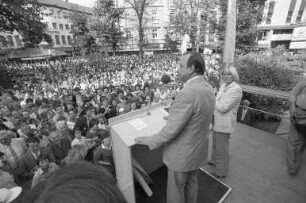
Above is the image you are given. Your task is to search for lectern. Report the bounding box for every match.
[109,103,168,203]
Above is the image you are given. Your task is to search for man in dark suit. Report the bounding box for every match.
[237,99,253,126]
[20,137,55,176]
[49,132,70,165]
[135,52,215,203]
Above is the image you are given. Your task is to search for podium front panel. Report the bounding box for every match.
[110,105,168,203]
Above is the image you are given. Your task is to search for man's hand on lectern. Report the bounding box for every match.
[135,136,150,145]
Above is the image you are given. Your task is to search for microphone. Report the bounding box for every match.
[161,74,171,84]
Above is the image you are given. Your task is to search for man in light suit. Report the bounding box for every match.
[135,52,215,203]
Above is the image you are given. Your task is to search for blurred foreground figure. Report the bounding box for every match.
[23,161,127,203]
[287,71,306,176]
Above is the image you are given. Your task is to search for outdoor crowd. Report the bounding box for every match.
[1,52,304,203]
[0,54,189,200]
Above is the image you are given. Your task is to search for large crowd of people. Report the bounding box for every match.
[0,53,222,202]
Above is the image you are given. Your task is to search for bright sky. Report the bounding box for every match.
[68,0,95,8]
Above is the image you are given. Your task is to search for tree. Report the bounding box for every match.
[171,0,217,51]
[0,0,52,47]
[124,0,156,55]
[212,0,265,53]
[90,0,125,55]
[70,11,95,55]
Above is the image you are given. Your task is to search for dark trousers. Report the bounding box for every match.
[287,118,306,174]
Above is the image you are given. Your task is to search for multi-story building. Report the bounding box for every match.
[0,0,92,52]
[115,0,177,51]
[257,0,306,50]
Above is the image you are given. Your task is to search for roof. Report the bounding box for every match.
[37,0,92,14]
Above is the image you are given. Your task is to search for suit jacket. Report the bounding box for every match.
[213,82,242,133]
[20,147,56,174]
[148,76,215,172]
[237,106,253,125]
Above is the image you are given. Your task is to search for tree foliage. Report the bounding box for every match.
[171,0,217,51]
[124,0,156,55]
[212,0,265,53]
[0,0,52,47]
[235,46,304,114]
[90,0,124,55]
[70,11,95,55]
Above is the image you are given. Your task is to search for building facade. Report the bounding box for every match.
[115,0,177,51]
[0,0,92,51]
[257,0,306,50]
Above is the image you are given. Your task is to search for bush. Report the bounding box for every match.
[234,46,304,115]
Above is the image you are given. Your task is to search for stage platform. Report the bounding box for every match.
[138,123,306,203]
[212,123,306,203]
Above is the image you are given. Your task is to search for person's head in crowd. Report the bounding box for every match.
[68,109,76,120]
[66,102,75,112]
[135,84,141,91]
[1,106,11,117]
[26,98,34,107]
[101,97,109,107]
[89,118,99,131]
[26,161,127,203]
[49,131,61,145]
[0,130,16,146]
[74,129,82,140]
[177,52,206,83]
[222,66,239,85]
[242,99,250,108]
[131,101,137,111]
[20,125,33,137]
[27,136,40,155]
[55,105,64,115]
[111,99,117,108]
[103,87,109,95]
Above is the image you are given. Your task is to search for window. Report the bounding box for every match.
[52,23,57,29]
[61,35,66,45]
[7,36,14,46]
[152,29,157,39]
[258,31,268,40]
[152,9,157,22]
[65,24,69,30]
[169,10,175,23]
[266,1,275,24]
[273,29,293,34]
[67,36,72,45]
[55,35,60,45]
[59,24,63,30]
[296,0,306,22]
[14,35,21,46]
[286,0,297,23]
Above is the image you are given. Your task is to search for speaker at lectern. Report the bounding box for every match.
[109,103,168,203]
